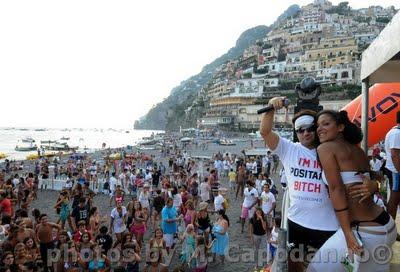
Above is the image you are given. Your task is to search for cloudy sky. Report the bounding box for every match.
[0,0,398,129]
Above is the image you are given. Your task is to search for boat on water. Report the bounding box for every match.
[218,139,236,146]
[41,140,57,144]
[34,128,46,131]
[138,139,158,146]
[60,137,70,140]
[15,143,38,151]
[180,137,193,143]
[41,141,78,152]
[22,137,35,143]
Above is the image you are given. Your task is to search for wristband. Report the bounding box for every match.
[334,207,349,212]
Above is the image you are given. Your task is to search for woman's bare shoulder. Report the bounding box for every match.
[317,141,339,153]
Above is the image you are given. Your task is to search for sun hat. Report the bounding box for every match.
[198,202,208,211]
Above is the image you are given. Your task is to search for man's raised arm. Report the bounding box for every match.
[260,97,286,150]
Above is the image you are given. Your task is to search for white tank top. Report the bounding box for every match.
[322,171,370,186]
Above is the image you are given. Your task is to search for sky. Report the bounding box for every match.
[0,0,399,129]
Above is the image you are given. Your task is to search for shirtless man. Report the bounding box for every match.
[35,214,61,271]
[235,165,247,199]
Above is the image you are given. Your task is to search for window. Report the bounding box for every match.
[341,71,349,78]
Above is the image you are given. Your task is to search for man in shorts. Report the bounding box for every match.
[240,180,258,233]
[161,197,180,252]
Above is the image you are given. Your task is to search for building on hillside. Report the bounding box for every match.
[262,45,280,62]
[243,44,262,59]
[265,29,289,44]
[205,80,235,100]
[303,37,358,68]
[271,99,351,127]
[354,33,378,47]
[316,62,361,85]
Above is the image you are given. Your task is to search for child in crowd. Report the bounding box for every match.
[228,168,236,192]
[268,217,281,264]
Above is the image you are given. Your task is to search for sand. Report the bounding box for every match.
[23,139,400,271]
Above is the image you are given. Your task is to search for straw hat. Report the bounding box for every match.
[198,202,208,211]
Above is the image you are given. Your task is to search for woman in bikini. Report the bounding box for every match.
[308,110,397,272]
[130,201,147,248]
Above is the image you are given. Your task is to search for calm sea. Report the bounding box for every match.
[0,127,162,161]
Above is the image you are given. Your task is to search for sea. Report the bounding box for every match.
[0,127,162,161]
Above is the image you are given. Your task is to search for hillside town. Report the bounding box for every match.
[183,0,397,131]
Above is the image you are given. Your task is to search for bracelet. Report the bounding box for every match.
[334,207,349,212]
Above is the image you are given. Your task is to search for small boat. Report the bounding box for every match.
[15,143,38,151]
[218,139,236,146]
[125,131,130,133]
[41,140,57,144]
[34,128,46,131]
[180,137,192,143]
[60,137,70,140]
[22,137,35,143]
[138,139,158,146]
[42,141,78,151]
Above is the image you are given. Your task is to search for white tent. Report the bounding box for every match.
[360,10,400,151]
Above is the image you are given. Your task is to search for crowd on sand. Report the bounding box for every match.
[0,97,399,272]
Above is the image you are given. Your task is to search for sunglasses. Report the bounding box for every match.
[296,125,316,134]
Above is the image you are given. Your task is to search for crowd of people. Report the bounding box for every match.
[0,133,286,272]
[0,96,399,272]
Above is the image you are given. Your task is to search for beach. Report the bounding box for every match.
[24,137,277,271]
[3,134,400,271]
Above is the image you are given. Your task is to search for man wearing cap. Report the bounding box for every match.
[260,97,377,270]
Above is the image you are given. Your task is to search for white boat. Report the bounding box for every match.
[41,140,57,144]
[218,139,235,146]
[180,137,192,143]
[41,141,78,151]
[22,137,35,143]
[15,143,37,151]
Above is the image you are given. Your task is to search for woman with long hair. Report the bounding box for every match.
[211,209,229,264]
[130,201,147,248]
[54,190,71,229]
[1,251,17,272]
[23,237,39,262]
[148,228,166,264]
[249,207,267,269]
[307,110,397,271]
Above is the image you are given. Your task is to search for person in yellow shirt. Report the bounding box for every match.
[228,169,236,191]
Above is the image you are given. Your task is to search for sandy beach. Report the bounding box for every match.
[6,137,400,271]
[24,138,280,271]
